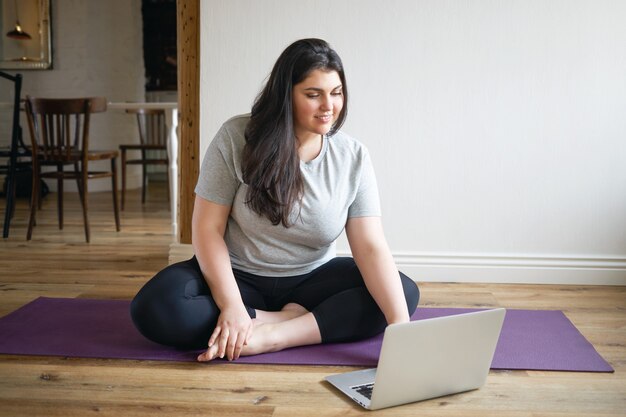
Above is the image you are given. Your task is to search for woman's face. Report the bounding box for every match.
[292,68,344,142]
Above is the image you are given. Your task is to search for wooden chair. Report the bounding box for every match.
[119,108,169,210]
[24,96,121,242]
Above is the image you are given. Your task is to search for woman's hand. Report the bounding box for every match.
[198,303,253,362]
[193,197,253,362]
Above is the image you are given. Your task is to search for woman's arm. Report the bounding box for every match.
[192,196,252,361]
[345,216,410,325]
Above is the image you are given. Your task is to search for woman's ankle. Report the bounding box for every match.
[255,303,309,323]
[241,313,320,357]
[240,322,281,355]
[281,302,308,316]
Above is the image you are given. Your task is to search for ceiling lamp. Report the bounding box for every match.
[6,0,32,40]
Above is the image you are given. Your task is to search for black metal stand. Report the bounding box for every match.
[0,71,25,238]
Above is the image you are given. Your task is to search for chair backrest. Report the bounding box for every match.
[126,108,166,147]
[25,96,107,163]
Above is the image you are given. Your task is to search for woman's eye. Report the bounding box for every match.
[305,91,342,98]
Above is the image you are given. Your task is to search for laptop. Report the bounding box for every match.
[324,308,506,410]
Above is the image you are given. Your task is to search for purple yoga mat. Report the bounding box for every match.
[0,297,613,372]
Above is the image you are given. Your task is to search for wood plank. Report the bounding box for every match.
[0,399,274,417]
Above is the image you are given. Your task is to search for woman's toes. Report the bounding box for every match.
[197,343,220,362]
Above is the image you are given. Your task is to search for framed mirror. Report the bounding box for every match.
[0,0,52,70]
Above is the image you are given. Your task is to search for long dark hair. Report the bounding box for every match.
[243,38,348,227]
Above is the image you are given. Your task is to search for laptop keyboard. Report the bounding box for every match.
[352,383,375,399]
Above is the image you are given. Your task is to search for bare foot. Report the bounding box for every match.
[239,311,319,357]
[197,311,320,362]
[197,343,220,362]
[196,319,279,361]
[238,321,280,356]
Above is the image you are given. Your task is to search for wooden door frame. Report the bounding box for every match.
[176,0,199,244]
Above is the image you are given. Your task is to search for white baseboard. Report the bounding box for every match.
[371,252,626,286]
[169,243,626,285]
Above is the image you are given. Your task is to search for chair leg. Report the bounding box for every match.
[38,179,43,210]
[57,165,64,230]
[80,167,90,243]
[120,149,126,210]
[27,165,40,240]
[3,128,19,238]
[142,163,147,204]
[2,164,16,238]
[111,157,121,232]
[75,162,85,203]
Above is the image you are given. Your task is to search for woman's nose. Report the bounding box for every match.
[320,95,332,110]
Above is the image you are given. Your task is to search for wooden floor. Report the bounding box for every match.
[1,183,625,416]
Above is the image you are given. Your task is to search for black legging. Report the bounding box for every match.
[131,256,420,349]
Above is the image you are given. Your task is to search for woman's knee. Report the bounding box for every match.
[130,258,214,348]
[131,258,200,321]
[400,272,420,315]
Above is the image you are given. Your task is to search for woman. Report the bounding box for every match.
[131,38,419,362]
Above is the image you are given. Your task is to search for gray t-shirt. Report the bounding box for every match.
[195,114,381,276]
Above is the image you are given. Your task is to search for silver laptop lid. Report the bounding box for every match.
[368,308,506,410]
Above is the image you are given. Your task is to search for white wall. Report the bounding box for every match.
[200,0,626,285]
[1,0,146,191]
